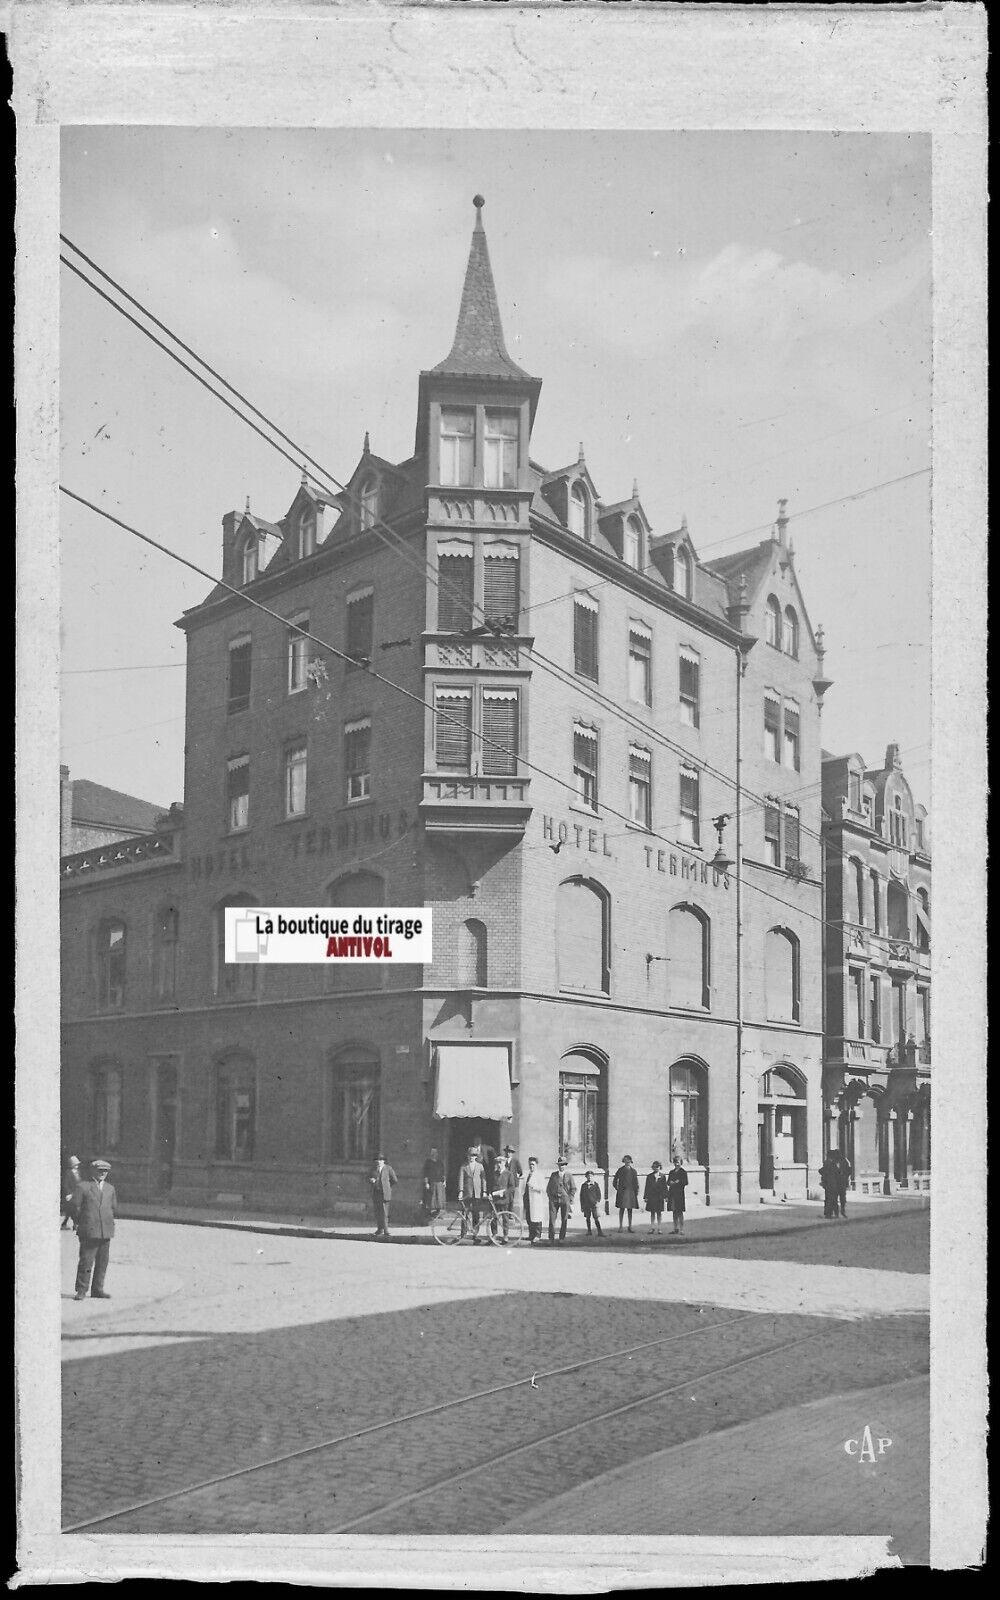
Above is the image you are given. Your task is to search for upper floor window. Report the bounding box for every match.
[763,799,800,871]
[480,689,519,777]
[227,636,251,714]
[215,1056,255,1162]
[765,595,782,649]
[765,927,801,1022]
[623,515,644,571]
[628,745,651,829]
[346,587,374,670]
[916,887,930,952]
[153,906,179,1004]
[285,743,308,818]
[675,546,693,600]
[679,648,700,729]
[887,879,910,941]
[556,877,611,994]
[483,547,519,631]
[440,408,474,487]
[226,755,250,833]
[914,816,925,851]
[764,799,781,867]
[783,702,801,771]
[784,804,801,870]
[679,764,701,847]
[437,545,475,633]
[344,718,372,803]
[241,536,258,585]
[870,974,882,1042]
[96,920,126,1011]
[214,894,257,999]
[668,905,711,1010]
[764,695,781,763]
[569,482,590,540]
[484,411,518,489]
[871,870,882,934]
[297,508,317,559]
[287,615,310,695]
[90,1064,122,1152]
[783,606,799,658]
[852,858,866,924]
[573,594,599,681]
[848,770,861,812]
[358,478,379,531]
[628,625,652,705]
[573,724,599,812]
[890,794,908,848]
[457,919,488,988]
[434,688,473,770]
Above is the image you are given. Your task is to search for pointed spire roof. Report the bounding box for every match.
[430,196,535,381]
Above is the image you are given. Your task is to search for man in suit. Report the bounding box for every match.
[546,1157,577,1244]
[457,1146,487,1241]
[71,1158,117,1299]
[369,1153,398,1239]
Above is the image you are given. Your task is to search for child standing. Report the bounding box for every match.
[643,1160,667,1234]
[580,1170,604,1238]
[665,1155,689,1235]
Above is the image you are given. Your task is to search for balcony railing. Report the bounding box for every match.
[61,829,181,879]
[420,772,531,836]
[425,636,525,672]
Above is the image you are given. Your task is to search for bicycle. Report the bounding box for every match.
[431,1192,525,1246]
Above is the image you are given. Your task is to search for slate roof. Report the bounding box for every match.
[71,780,167,833]
[430,204,536,382]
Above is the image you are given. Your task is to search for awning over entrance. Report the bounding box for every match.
[433,1045,512,1121]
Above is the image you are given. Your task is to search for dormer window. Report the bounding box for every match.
[297,508,316,560]
[765,595,781,648]
[783,606,799,658]
[359,478,379,531]
[623,515,644,571]
[569,482,590,540]
[241,536,258,585]
[440,409,474,487]
[484,411,518,489]
[676,546,693,599]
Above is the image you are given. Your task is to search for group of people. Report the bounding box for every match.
[819,1147,853,1219]
[61,1153,118,1299]
[419,1140,690,1244]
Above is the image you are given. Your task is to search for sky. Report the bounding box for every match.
[59,129,931,813]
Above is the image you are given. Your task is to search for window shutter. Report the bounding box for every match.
[784,806,800,863]
[679,650,700,725]
[483,555,519,630]
[764,697,780,732]
[574,599,599,679]
[435,692,472,768]
[680,766,700,816]
[346,592,374,664]
[228,639,252,709]
[764,801,780,841]
[344,719,371,776]
[481,691,518,776]
[438,554,475,632]
[573,726,597,774]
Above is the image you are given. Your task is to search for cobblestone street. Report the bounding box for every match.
[61,1201,929,1559]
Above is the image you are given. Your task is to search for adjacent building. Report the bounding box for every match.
[61,199,836,1218]
[821,743,931,1192]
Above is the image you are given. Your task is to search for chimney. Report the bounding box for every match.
[776,498,789,547]
[59,765,73,855]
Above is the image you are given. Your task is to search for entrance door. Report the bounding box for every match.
[152,1060,179,1195]
[444,1118,500,1198]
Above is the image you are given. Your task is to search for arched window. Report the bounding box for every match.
[297,507,317,559]
[359,477,379,531]
[870,870,882,934]
[241,535,258,585]
[765,928,800,1022]
[327,871,386,992]
[328,1048,381,1162]
[215,1054,255,1162]
[765,595,782,648]
[915,888,930,952]
[890,793,908,849]
[96,918,127,1011]
[89,1062,122,1152]
[559,1050,606,1168]
[675,546,693,599]
[669,1060,707,1166]
[214,893,258,999]
[569,482,590,540]
[887,880,910,941]
[783,606,799,658]
[556,877,611,995]
[852,859,866,925]
[668,904,711,1010]
[153,905,180,1004]
[758,1063,807,1179]
[457,919,488,987]
[623,515,644,571]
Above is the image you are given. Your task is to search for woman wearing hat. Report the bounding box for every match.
[612,1154,640,1233]
[643,1160,668,1235]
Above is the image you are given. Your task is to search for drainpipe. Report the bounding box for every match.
[727,576,755,1208]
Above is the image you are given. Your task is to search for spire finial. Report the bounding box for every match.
[473,193,485,228]
[362,430,371,455]
[300,463,307,486]
[632,477,639,500]
[776,497,789,546]
[681,512,689,534]
[245,494,251,514]
[578,440,585,464]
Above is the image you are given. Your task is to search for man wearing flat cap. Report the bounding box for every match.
[71,1158,118,1299]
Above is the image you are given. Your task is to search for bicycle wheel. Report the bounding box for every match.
[490,1210,525,1245]
[431,1206,467,1245]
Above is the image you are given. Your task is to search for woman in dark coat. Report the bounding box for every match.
[643,1160,667,1234]
[612,1155,640,1232]
[665,1156,689,1234]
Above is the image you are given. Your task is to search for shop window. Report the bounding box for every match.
[285,743,308,818]
[556,877,610,995]
[668,904,711,1010]
[226,755,249,833]
[679,648,700,728]
[287,615,310,694]
[765,927,800,1022]
[153,905,179,1004]
[573,595,599,680]
[559,1058,603,1167]
[484,410,519,489]
[669,1060,707,1166]
[227,636,252,713]
[628,625,652,705]
[215,1057,255,1162]
[344,718,372,802]
[345,588,374,670]
[440,409,474,486]
[483,550,519,631]
[435,689,473,770]
[679,764,700,846]
[437,547,475,632]
[480,689,519,777]
[573,724,599,812]
[628,745,651,830]
[765,595,782,648]
[329,1049,381,1163]
[457,919,488,987]
[90,1063,122,1153]
[96,919,126,1011]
